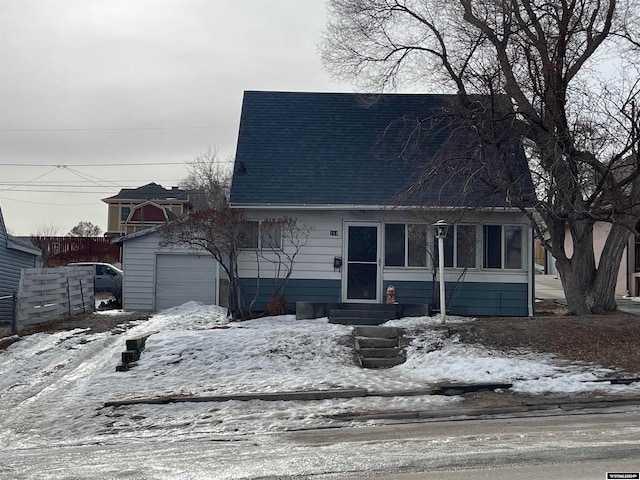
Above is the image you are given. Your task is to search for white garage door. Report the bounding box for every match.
[155,254,217,311]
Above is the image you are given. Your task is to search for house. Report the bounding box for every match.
[229,91,536,317]
[112,226,222,311]
[0,206,41,325]
[102,183,196,238]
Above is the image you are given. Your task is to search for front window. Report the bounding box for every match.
[384,223,427,267]
[407,224,427,267]
[483,225,523,269]
[456,225,477,268]
[435,224,477,269]
[384,224,405,267]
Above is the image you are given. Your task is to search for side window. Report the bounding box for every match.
[239,221,259,249]
[96,265,106,275]
[261,223,282,249]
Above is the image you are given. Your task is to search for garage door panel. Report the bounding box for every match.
[155,254,217,310]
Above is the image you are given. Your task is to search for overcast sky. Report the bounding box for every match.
[0,0,356,236]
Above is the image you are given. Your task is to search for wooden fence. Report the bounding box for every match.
[16,266,95,329]
[31,236,121,267]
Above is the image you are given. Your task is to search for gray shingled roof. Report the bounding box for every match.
[230,91,533,208]
[103,183,190,202]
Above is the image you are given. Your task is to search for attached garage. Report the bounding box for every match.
[113,227,222,311]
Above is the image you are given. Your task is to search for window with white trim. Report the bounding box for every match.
[433,224,478,269]
[483,224,523,269]
[261,223,282,249]
[436,224,477,268]
[384,224,428,267]
[239,221,259,249]
[240,221,283,250]
[120,205,131,222]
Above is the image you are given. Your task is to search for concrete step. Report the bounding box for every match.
[329,308,395,325]
[355,336,398,348]
[330,316,390,325]
[336,303,398,312]
[353,326,399,338]
[329,309,392,319]
[360,356,406,368]
[357,347,404,358]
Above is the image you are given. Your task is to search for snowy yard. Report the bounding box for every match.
[1,302,639,451]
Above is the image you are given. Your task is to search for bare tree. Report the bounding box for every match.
[33,223,63,237]
[181,146,231,211]
[322,0,640,314]
[159,208,257,320]
[259,217,312,315]
[68,221,102,237]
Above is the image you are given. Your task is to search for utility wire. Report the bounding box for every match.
[0,125,235,132]
[0,160,234,166]
[0,166,60,193]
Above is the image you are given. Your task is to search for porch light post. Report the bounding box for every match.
[433,220,449,325]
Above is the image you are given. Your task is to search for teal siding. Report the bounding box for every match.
[240,277,529,316]
[239,278,341,313]
[385,280,529,316]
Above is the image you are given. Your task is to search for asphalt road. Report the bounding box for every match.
[2,408,639,479]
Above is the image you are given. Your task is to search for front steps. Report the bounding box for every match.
[297,302,430,322]
[329,305,396,325]
[353,325,406,368]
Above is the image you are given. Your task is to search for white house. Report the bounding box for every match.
[229,91,536,317]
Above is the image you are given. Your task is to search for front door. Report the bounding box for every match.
[344,223,381,302]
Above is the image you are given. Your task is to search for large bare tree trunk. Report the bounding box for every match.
[555,220,629,314]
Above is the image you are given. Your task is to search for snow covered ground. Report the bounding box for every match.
[1,302,639,452]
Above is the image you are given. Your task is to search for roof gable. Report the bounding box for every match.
[230,91,533,209]
[0,206,41,256]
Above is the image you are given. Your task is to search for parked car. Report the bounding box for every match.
[67,262,123,296]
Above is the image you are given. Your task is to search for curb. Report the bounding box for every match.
[103,386,640,417]
[332,396,640,422]
[104,388,368,407]
[103,384,506,408]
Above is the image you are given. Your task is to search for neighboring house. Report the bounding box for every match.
[229,91,536,317]
[102,183,195,238]
[0,206,41,325]
[112,227,222,311]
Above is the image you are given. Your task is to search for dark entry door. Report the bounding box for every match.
[345,224,380,302]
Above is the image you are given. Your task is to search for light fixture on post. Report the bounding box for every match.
[433,220,449,325]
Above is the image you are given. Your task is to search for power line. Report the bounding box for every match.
[0,125,236,132]
[0,189,132,194]
[0,181,180,186]
[0,160,234,167]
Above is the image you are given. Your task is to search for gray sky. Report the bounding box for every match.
[0,0,353,235]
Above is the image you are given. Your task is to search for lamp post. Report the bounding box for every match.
[433,220,449,325]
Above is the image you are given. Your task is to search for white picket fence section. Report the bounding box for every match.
[16,266,95,327]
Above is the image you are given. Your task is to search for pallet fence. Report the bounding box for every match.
[15,266,95,329]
